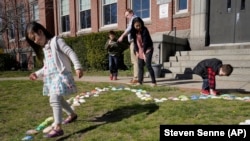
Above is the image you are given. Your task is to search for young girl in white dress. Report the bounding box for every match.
[25,21,84,138]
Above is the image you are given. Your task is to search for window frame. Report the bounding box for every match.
[78,0,91,31]
[131,0,151,21]
[30,1,39,22]
[175,0,188,14]
[58,0,70,34]
[18,5,26,38]
[0,5,2,30]
[101,0,118,28]
[7,11,15,40]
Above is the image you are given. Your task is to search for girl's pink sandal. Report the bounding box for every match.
[62,115,78,124]
[44,129,64,138]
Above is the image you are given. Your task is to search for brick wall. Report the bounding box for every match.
[58,0,191,36]
[1,0,192,70]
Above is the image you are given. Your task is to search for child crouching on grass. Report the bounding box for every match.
[192,58,233,95]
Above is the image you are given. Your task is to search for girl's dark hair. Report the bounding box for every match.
[25,21,54,61]
[130,17,145,40]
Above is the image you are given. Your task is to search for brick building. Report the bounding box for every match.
[51,0,191,38]
[1,0,192,70]
[0,0,54,69]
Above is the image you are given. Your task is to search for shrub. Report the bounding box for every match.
[64,31,130,71]
[0,54,18,71]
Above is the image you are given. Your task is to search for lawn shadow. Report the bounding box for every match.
[89,103,159,123]
[56,103,159,141]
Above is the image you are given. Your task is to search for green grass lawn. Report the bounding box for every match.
[0,79,250,141]
[0,70,133,78]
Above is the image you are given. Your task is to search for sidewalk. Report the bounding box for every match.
[77,76,250,93]
[1,76,250,93]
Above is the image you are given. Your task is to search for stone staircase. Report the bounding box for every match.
[163,46,250,82]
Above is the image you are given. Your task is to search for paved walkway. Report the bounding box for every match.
[1,76,250,93]
[78,76,250,93]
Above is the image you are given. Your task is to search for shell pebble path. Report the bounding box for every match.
[22,85,250,140]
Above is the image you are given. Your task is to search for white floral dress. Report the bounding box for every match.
[42,43,77,96]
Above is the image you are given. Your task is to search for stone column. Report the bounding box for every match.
[189,0,208,50]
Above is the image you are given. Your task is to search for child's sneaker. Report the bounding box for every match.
[150,83,157,87]
[200,89,210,95]
[110,74,113,80]
[210,90,220,96]
[44,129,64,138]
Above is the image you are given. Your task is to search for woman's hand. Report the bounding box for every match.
[136,52,139,58]
[143,53,146,62]
[146,49,151,54]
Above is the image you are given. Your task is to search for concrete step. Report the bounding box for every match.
[206,44,250,49]
[175,48,250,56]
[164,48,250,83]
[164,73,250,82]
[169,55,250,62]
[167,67,250,75]
[163,60,250,68]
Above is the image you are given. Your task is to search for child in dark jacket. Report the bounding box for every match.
[105,30,124,80]
[192,58,233,95]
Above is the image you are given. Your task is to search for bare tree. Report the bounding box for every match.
[0,1,7,35]
[0,0,54,44]
[0,0,53,69]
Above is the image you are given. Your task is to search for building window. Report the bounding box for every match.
[61,0,70,32]
[79,0,91,29]
[0,18,2,31]
[132,0,150,19]
[30,2,39,21]
[240,0,245,10]
[103,0,117,25]
[7,11,15,39]
[8,24,15,39]
[227,0,231,12]
[0,5,2,29]
[19,5,25,38]
[0,4,3,28]
[176,0,188,13]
